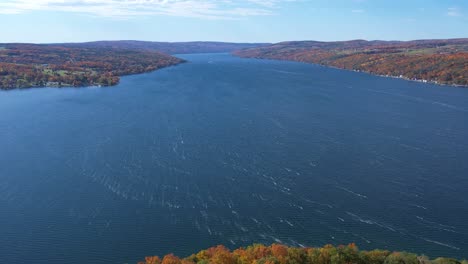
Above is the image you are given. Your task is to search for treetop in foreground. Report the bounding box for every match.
[139,243,467,264]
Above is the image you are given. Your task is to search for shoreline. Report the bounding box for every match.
[333,66,468,88]
[0,60,186,91]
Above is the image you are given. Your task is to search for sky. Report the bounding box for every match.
[0,0,467,43]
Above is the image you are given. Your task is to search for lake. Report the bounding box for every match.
[0,53,467,263]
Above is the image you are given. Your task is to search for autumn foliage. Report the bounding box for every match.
[0,44,184,89]
[138,243,467,264]
[234,39,468,86]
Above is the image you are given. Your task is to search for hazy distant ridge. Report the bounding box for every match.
[51,41,270,54]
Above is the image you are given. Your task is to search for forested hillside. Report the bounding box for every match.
[0,44,184,89]
[139,244,466,264]
[234,39,468,86]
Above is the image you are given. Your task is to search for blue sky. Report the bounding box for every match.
[0,0,466,43]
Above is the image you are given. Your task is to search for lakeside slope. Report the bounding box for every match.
[0,44,184,89]
[234,39,468,87]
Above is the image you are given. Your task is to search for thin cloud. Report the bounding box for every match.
[0,0,296,19]
[447,7,461,17]
[247,0,297,8]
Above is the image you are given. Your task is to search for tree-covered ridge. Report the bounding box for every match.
[0,44,184,89]
[234,39,468,86]
[139,244,467,264]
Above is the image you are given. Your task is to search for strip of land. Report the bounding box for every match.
[0,44,187,89]
[234,39,468,87]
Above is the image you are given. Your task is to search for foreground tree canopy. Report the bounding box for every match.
[0,44,184,89]
[139,244,467,264]
[234,39,468,87]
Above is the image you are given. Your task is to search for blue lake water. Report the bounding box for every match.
[0,53,467,263]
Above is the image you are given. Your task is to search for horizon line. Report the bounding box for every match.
[2,37,468,45]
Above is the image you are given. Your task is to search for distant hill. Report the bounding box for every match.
[234,38,468,86]
[138,243,467,264]
[52,41,270,55]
